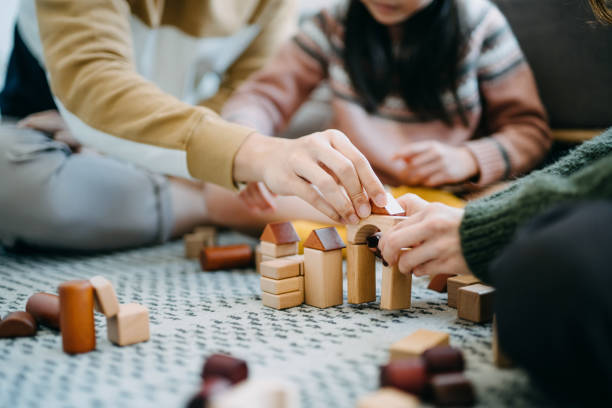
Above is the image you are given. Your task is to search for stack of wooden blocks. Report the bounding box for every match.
[259,222,305,310]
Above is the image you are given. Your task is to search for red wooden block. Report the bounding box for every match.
[380,358,428,395]
[260,222,299,244]
[303,227,345,251]
[0,311,37,338]
[427,274,457,293]
[26,292,60,329]
[430,372,475,406]
[200,245,253,271]
[202,354,248,385]
[422,346,464,374]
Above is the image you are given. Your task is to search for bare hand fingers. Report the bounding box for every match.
[291,175,344,223]
[397,242,440,275]
[396,194,430,215]
[380,219,430,265]
[392,141,435,160]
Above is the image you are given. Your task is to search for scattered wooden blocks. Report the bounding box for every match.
[58,280,96,354]
[389,329,450,361]
[261,291,304,310]
[447,275,480,308]
[200,245,253,271]
[260,276,304,295]
[457,284,495,323]
[427,273,457,293]
[347,243,376,304]
[0,311,37,338]
[493,316,513,368]
[429,372,475,406]
[90,275,120,317]
[380,358,428,395]
[107,303,150,346]
[25,292,60,330]
[357,388,419,408]
[303,227,345,308]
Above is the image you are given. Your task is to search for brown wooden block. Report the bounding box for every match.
[184,233,205,259]
[200,245,253,271]
[303,227,345,251]
[389,329,450,361]
[493,316,513,368]
[0,311,37,338]
[26,292,60,329]
[347,244,376,304]
[89,276,119,317]
[194,226,217,247]
[107,303,150,346]
[260,222,300,244]
[427,273,457,293]
[58,280,96,354]
[260,241,299,257]
[357,388,419,408]
[304,248,343,308]
[423,346,464,374]
[447,275,480,308]
[202,354,249,384]
[347,215,406,244]
[457,284,495,323]
[430,372,476,406]
[261,290,304,310]
[255,245,263,274]
[371,192,406,216]
[260,276,304,295]
[380,358,428,395]
[260,258,301,279]
[381,264,411,310]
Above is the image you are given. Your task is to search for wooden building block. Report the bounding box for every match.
[261,290,304,310]
[457,284,495,323]
[371,192,406,216]
[357,388,419,408]
[200,245,253,271]
[90,276,119,317]
[58,280,96,354]
[430,372,475,406]
[493,316,513,368]
[107,303,150,346]
[188,377,232,408]
[389,329,450,361]
[260,258,301,279]
[347,215,406,244]
[184,233,205,259]
[210,379,300,408]
[427,273,457,293]
[347,244,376,304]
[202,354,248,384]
[447,275,480,308]
[260,222,300,244]
[26,292,60,329]
[260,241,299,258]
[0,311,37,338]
[284,254,304,275]
[255,245,263,274]
[194,226,217,247]
[260,276,304,295]
[303,227,345,251]
[380,358,428,395]
[303,248,343,308]
[423,346,465,374]
[381,264,411,310]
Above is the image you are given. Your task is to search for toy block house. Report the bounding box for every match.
[257,222,302,273]
[260,257,304,310]
[303,227,345,308]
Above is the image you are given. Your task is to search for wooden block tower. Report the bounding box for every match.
[303,227,346,308]
[257,222,302,274]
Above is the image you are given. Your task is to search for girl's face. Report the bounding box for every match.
[360,0,434,25]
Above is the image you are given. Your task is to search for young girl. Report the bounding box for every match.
[223,0,551,192]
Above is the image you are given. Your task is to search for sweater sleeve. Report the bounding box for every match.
[465,5,552,186]
[35,0,255,190]
[460,128,612,282]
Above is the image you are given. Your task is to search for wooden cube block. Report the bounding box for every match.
[447,275,480,308]
[261,290,304,310]
[303,248,343,308]
[107,303,150,346]
[194,226,216,247]
[260,241,299,258]
[260,258,301,279]
[260,276,304,295]
[430,372,475,406]
[357,388,419,408]
[347,244,376,304]
[90,276,119,317]
[493,316,513,368]
[457,284,495,323]
[427,273,457,293]
[389,329,450,361]
[184,233,205,259]
[381,264,411,310]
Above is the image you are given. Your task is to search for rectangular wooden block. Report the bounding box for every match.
[90,276,119,317]
[255,245,263,274]
[381,264,411,310]
[457,284,495,323]
[347,244,376,304]
[427,273,457,293]
[261,290,304,310]
[357,388,419,408]
[107,303,150,346]
[194,226,216,247]
[260,241,299,258]
[493,316,513,368]
[284,254,304,275]
[260,258,301,279]
[389,329,450,361]
[260,276,304,295]
[184,233,204,259]
[447,275,480,308]
[303,248,343,308]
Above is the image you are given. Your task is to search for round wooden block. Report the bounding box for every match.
[380,358,428,395]
[202,354,248,385]
[58,280,96,354]
[26,292,60,330]
[199,245,253,271]
[423,346,464,374]
[0,311,37,338]
[430,372,475,406]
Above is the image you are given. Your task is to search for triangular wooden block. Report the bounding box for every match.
[371,192,406,216]
[260,222,300,244]
[303,227,346,251]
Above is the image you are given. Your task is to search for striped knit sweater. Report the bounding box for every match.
[223,0,551,187]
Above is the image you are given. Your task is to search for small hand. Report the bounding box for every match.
[393,141,479,186]
[18,110,82,151]
[239,182,277,213]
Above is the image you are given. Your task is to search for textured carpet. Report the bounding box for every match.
[0,233,549,408]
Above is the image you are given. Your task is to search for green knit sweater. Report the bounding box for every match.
[460,127,612,282]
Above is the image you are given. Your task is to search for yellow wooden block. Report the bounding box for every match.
[303,248,343,308]
[260,241,299,257]
[260,276,304,295]
[357,388,419,408]
[260,258,301,279]
[107,303,150,346]
[347,244,376,304]
[262,290,304,310]
[389,329,450,361]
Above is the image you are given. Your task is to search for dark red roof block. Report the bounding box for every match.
[259,222,300,244]
[303,227,346,251]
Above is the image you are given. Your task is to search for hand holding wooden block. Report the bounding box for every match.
[90,276,120,317]
[107,303,150,346]
[389,329,450,361]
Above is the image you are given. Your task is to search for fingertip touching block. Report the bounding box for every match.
[261,290,304,310]
[389,329,450,361]
[26,292,60,329]
[427,273,457,293]
[0,311,37,338]
[357,388,419,408]
[260,258,301,280]
[107,303,150,346]
[430,372,476,406]
[58,280,96,354]
[457,284,495,323]
[447,275,480,308]
[260,276,304,295]
[422,346,465,374]
[202,354,248,385]
[371,192,406,216]
[380,358,428,395]
[200,245,253,271]
[90,276,120,317]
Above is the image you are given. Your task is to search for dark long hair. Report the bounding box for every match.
[344,0,467,126]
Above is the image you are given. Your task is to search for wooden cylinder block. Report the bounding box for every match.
[26,292,60,329]
[200,245,253,271]
[0,311,37,338]
[379,358,428,395]
[58,280,96,354]
[202,354,248,384]
[422,346,465,374]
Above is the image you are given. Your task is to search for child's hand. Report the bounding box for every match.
[393,141,479,186]
[378,194,471,277]
[239,182,277,213]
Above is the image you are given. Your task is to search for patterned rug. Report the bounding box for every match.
[0,232,550,408]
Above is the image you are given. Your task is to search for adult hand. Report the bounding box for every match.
[379,194,471,277]
[233,130,387,224]
[239,182,277,213]
[393,141,479,186]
